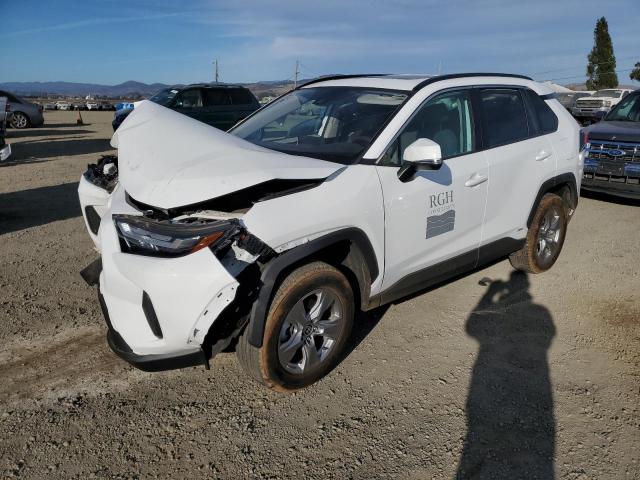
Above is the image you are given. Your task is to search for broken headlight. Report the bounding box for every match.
[113,214,240,258]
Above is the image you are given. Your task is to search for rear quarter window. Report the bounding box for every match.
[524,90,559,134]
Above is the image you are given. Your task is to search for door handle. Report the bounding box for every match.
[535,150,551,161]
[465,173,488,187]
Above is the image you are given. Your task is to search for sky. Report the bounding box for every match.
[1,0,639,86]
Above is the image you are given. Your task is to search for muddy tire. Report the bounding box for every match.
[509,193,568,274]
[236,262,354,392]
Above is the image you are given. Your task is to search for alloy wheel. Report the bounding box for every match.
[11,113,28,129]
[277,288,344,374]
[536,205,562,264]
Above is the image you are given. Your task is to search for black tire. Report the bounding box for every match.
[10,112,29,129]
[236,261,354,392]
[509,193,568,273]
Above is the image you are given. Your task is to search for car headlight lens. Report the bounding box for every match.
[113,214,239,257]
[603,100,612,107]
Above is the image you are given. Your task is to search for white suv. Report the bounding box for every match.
[78,73,581,391]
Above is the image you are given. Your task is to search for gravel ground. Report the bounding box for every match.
[0,111,638,479]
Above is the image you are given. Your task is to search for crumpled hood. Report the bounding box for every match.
[111,100,342,209]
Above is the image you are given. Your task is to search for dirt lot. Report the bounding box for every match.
[0,111,638,479]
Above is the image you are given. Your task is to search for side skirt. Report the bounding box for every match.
[368,237,525,308]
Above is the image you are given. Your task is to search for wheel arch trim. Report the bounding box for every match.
[246,228,378,348]
[527,172,578,227]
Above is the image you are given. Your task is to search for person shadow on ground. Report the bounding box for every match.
[456,271,556,479]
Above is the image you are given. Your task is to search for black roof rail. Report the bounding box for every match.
[297,74,387,89]
[412,73,533,91]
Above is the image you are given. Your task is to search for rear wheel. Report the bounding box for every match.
[10,112,29,129]
[509,193,567,273]
[236,262,354,392]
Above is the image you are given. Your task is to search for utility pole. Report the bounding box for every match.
[294,59,300,89]
[213,58,219,83]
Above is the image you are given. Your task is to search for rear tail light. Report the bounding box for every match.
[580,130,589,151]
[4,103,10,112]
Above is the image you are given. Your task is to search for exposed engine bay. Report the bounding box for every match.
[84,155,119,193]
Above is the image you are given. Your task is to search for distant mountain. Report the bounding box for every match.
[0,78,314,98]
[0,80,176,97]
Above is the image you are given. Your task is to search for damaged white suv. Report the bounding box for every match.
[79,73,581,391]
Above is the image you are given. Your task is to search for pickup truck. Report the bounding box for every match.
[572,88,633,123]
[582,89,640,199]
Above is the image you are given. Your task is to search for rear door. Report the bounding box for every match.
[201,88,235,130]
[477,87,557,245]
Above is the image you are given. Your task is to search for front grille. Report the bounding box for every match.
[576,99,604,108]
[584,139,640,184]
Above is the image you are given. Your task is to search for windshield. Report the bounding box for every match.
[595,89,622,98]
[605,93,640,122]
[230,87,408,164]
[149,88,179,106]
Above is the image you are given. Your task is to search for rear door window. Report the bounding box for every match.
[228,88,255,105]
[203,89,231,106]
[479,89,529,148]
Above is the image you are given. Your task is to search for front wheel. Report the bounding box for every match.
[509,193,568,273]
[10,112,29,129]
[236,262,354,392]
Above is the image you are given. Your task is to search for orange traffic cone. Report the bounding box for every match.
[76,108,84,125]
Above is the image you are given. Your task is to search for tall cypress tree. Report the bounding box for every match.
[631,62,640,82]
[586,17,618,89]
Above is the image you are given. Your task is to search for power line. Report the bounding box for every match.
[529,55,637,77]
[545,68,633,82]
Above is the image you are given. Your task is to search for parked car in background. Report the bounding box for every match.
[0,90,45,129]
[86,101,99,110]
[572,88,633,123]
[43,103,57,110]
[115,102,134,111]
[581,89,640,199]
[0,97,11,161]
[56,101,71,111]
[556,91,592,111]
[79,73,581,390]
[99,102,114,111]
[111,83,260,131]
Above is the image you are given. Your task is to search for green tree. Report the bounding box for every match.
[586,17,618,90]
[631,62,640,82]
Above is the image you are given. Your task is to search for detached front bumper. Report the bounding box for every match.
[91,188,241,370]
[98,290,209,371]
[78,175,112,250]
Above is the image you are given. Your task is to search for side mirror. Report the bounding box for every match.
[397,138,443,182]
